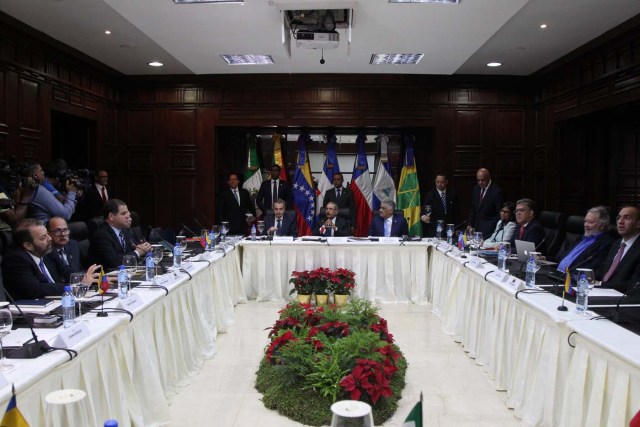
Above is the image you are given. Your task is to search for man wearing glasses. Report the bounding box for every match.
[45,216,83,277]
[509,198,546,255]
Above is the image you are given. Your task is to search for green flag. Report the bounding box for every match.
[397,136,422,236]
[403,397,423,427]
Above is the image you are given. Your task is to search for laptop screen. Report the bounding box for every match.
[514,239,536,262]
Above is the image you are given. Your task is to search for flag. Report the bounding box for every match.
[272,133,287,181]
[316,133,340,214]
[631,408,640,427]
[457,232,464,250]
[372,133,396,211]
[397,135,422,237]
[403,394,422,427]
[243,134,263,209]
[1,385,29,427]
[98,267,110,294]
[564,268,574,296]
[349,133,373,237]
[292,134,316,236]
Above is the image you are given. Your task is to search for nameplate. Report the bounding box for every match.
[55,322,91,348]
[507,277,523,289]
[118,294,143,311]
[327,237,349,244]
[182,262,197,273]
[154,274,173,287]
[379,237,400,244]
[468,258,482,269]
[198,251,215,261]
[273,236,294,242]
[492,270,508,282]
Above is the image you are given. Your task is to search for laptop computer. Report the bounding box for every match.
[514,239,536,262]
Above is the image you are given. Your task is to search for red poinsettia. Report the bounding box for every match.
[265,330,297,364]
[371,317,394,343]
[318,320,350,338]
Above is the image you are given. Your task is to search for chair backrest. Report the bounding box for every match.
[86,217,105,236]
[149,227,177,246]
[555,215,584,259]
[129,211,145,242]
[607,223,619,239]
[318,207,350,221]
[538,211,566,259]
[68,221,90,265]
[0,231,12,256]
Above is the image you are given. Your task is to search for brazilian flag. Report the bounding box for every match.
[397,136,422,237]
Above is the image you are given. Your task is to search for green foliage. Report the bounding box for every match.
[342,298,381,329]
[303,347,350,403]
[332,330,386,368]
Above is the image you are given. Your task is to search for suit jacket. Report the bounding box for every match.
[218,187,255,235]
[555,232,614,273]
[313,216,351,237]
[73,184,110,222]
[510,219,547,255]
[596,237,640,293]
[1,248,67,299]
[368,214,409,237]
[89,223,139,271]
[422,188,459,237]
[323,186,356,229]
[46,239,83,280]
[256,179,291,213]
[467,183,503,238]
[263,213,298,237]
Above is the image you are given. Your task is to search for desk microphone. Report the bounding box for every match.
[180,223,199,237]
[613,281,640,324]
[194,217,207,231]
[454,220,468,231]
[1,285,51,358]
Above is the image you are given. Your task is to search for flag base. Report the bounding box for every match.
[557,305,568,311]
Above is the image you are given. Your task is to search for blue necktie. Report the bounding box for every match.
[119,230,127,252]
[39,259,53,283]
[441,192,447,214]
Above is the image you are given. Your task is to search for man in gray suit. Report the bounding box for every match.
[263,199,298,237]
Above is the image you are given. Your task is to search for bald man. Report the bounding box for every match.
[467,168,503,238]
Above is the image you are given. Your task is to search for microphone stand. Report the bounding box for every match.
[2,286,51,358]
[180,223,199,238]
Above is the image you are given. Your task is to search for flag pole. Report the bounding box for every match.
[558,290,568,311]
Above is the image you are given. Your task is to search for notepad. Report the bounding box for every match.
[14,299,54,307]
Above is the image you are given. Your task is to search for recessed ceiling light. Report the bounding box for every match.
[221,55,274,65]
[540,23,548,29]
[104,30,111,35]
[148,61,164,67]
[487,62,502,67]
[370,54,423,65]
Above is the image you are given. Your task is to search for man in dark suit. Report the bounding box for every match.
[314,202,350,237]
[323,173,356,232]
[467,168,503,238]
[556,206,614,274]
[596,206,640,293]
[218,172,255,236]
[255,164,290,214]
[420,174,459,237]
[369,199,409,237]
[263,199,298,237]
[89,199,152,271]
[510,198,547,255]
[1,218,98,299]
[45,216,83,280]
[73,169,111,221]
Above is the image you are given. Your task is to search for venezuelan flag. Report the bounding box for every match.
[1,385,29,427]
[98,267,110,295]
[564,268,574,296]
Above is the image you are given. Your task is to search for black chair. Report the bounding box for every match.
[129,211,145,242]
[68,221,90,266]
[86,217,104,236]
[554,215,584,261]
[149,227,177,246]
[318,207,350,221]
[607,223,619,240]
[0,231,12,256]
[538,211,566,260]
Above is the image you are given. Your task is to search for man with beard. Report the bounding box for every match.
[1,218,99,299]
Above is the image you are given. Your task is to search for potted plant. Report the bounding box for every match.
[329,268,356,306]
[309,267,332,306]
[289,270,313,304]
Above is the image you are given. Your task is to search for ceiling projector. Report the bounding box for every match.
[295,30,339,49]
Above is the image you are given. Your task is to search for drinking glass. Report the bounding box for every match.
[576,268,596,290]
[212,225,221,247]
[257,220,265,236]
[424,205,432,216]
[176,235,187,251]
[529,251,542,273]
[70,272,88,322]
[123,255,137,278]
[0,305,14,373]
[152,245,164,274]
[221,222,229,245]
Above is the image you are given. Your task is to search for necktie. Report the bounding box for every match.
[59,248,68,266]
[101,186,107,204]
[331,219,335,237]
[518,225,525,240]
[272,181,278,207]
[276,219,281,235]
[603,242,627,281]
[119,230,127,252]
[337,188,341,199]
[233,189,240,205]
[480,188,486,204]
[384,219,391,237]
[39,259,53,283]
[441,192,447,214]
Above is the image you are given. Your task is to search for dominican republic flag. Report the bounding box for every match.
[272,132,287,181]
[316,134,340,214]
[372,133,396,211]
[292,134,316,236]
[349,133,373,237]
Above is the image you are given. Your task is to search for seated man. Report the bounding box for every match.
[45,216,84,278]
[89,199,152,271]
[263,198,297,237]
[596,206,640,293]
[1,218,98,299]
[368,199,408,237]
[509,198,546,255]
[556,206,613,274]
[314,202,350,237]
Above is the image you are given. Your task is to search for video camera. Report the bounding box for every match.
[0,158,38,195]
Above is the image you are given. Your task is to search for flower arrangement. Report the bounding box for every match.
[256,299,407,426]
[289,267,356,296]
[329,268,356,295]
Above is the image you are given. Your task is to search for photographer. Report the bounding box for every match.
[27,163,78,223]
[0,183,33,231]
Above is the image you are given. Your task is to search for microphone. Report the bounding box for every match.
[194,217,207,231]
[2,286,51,358]
[533,237,546,253]
[180,223,198,237]
[613,281,640,324]
[454,220,468,231]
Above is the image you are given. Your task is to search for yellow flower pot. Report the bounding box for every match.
[315,294,329,306]
[334,294,348,307]
[297,294,311,304]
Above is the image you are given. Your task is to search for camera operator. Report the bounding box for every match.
[0,183,33,231]
[27,162,78,223]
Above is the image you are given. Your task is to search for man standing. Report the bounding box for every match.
[369,199,408,237]
[263,199,297,237]
[323,173,356,231]
[421,174,459,237]
[467,168,503,238]
[256,164,290,214]
[314,202,350,237]
[89,199,152,271]
[596,206,640,292]
[219,172,255,235]
[556,206,614,273]
[509,198,546,255]
[74,169,111,221]
[46,216,83,276]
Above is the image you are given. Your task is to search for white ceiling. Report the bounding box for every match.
[1,0,639,76]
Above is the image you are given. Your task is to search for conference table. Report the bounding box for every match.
[1,237,639,426]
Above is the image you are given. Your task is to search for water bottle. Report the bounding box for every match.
[61,286,76,328]
[436,222,443,240]
[457,232,464,251]
[446,226,454,245]
[145,252,156,281]
[104,420,118,427]
[117,265,129,299]
[250,224,256,241]
[173,244,182,269]
[525,253,536,288]
[497,244,507,271]
[576,273,589,314]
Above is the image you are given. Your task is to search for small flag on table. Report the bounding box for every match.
[1,384,29,427]
[98,267,110,294]
[564,268,574,296]
[403,393,423,427]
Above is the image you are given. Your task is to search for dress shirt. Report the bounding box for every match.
[621,233,639,259]
[96,183,108,203]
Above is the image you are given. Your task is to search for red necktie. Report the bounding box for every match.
[603,242,627,282]
[519,225,525,240]
[101,186,107,204]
